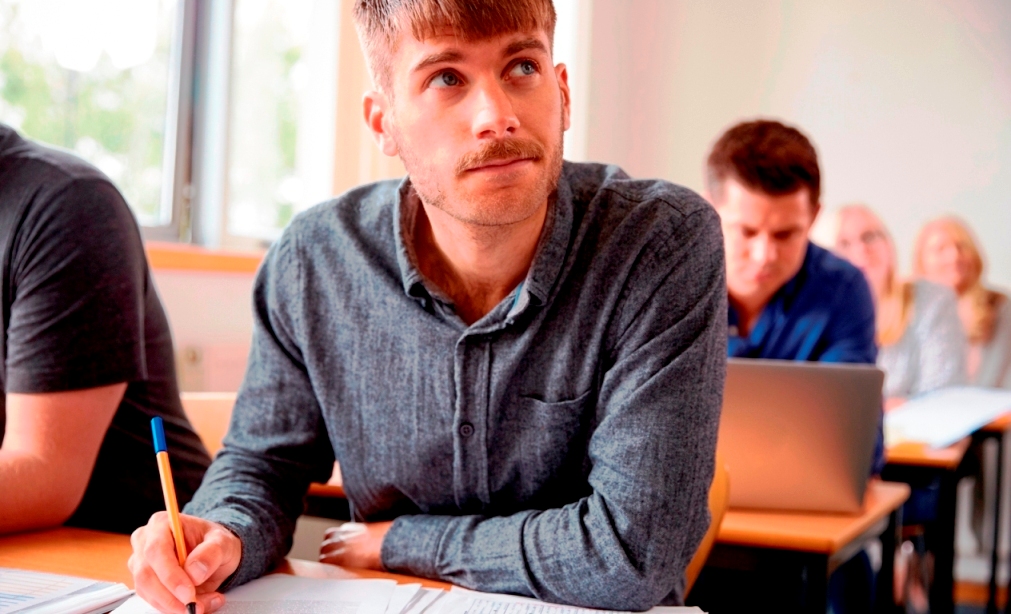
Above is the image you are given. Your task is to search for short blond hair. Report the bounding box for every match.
[353,0,557,91]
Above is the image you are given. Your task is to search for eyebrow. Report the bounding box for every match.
[411,50,464,75]
[504,37,548,57]
[410,37,549,75]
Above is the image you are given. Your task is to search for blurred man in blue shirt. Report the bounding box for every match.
[695,119,880,614]
[705,119,876,364]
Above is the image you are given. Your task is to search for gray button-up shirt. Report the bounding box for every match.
[186,162,727,609]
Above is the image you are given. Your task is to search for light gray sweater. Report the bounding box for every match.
[878,280,966,398]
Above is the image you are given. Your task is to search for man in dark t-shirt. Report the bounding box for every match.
[0,124,210,534]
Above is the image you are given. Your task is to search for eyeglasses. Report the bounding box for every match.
[838,230,885,251]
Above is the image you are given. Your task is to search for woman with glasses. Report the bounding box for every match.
[834,205,966,406]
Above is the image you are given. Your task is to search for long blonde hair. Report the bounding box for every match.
[914,217,1006,344]
[836,205,914,347]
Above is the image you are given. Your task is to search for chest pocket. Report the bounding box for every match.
[489,389,594,507]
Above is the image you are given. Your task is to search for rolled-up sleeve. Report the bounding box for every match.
[382,205,728,609]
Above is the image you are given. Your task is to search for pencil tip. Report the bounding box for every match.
[187,603,197,614]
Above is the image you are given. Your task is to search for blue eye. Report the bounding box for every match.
[430,71,461,88]
[509,60,538,77]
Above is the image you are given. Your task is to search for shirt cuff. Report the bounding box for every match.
[187,506,269,590]
[381,514,453,579]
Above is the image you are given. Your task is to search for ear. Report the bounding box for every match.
[555,63,572,132]
[363,90,399,157]
[809,202,822,227]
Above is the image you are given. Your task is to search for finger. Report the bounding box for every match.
[143,523,197,606]
[319,536,348,556]
[196,592,226,614]
[185,534,228,587]
[130,526,146,553]
[133,563,187,614]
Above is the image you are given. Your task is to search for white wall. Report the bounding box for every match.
[152,269,255,391]
[581,0,1011,288]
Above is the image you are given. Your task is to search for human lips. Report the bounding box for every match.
[464,156,536,172]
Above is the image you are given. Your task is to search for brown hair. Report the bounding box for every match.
[353,0,557,91]
[914,216,1007,344]
[706,119,821,207]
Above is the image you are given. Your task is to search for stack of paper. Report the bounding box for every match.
[112,574,703,614]
[885,386,1011,448]
[0,568,132,614]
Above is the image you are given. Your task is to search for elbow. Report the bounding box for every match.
[1,487,80,534]
[569,564,679,611]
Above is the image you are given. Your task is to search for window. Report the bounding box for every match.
[0,0,179,228]
[226,0,338,242]
[0,0,589,248]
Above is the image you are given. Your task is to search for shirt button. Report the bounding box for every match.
[458,422,474,437]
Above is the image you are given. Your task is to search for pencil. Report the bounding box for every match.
[151,417,198,614]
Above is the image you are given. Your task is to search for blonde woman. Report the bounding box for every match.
[834,205,966,405]
[915,217,1011,389]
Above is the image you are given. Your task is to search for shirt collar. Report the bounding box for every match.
[392,167,575,322]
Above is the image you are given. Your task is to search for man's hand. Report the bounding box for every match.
[318,521,393,569]
[129,512,242,614]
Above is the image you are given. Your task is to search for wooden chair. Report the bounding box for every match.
[684,453,730,596]
[179,392,237,457]
[179,391,346,498]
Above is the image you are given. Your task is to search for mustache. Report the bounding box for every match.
[455,139,544,174]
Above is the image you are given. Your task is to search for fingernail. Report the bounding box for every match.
[189,561,209,584]
[210,596,223,610]
[174,584,192,603]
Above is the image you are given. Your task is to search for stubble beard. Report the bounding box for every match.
[393,117,565,230]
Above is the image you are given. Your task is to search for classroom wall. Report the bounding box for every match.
[152,269,255,391]
[579,0,1011,288]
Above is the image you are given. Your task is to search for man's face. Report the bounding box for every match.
[368,28,570,227]
[712,178,818,310]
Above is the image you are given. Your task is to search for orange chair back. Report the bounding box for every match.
[685,452,730,595]
[180,392,237,458]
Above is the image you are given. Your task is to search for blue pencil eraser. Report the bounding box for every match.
[151,417,167,453]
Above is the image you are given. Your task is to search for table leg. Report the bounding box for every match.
[801,554,829,614]
[875,505,903,614]
[930,464,960,614]
[988,431,1004,614]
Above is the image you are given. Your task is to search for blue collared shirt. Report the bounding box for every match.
[727,242,883,471]
[728,242,876,363]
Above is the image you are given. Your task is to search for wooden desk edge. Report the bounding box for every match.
[717,481,910,554]
[886,437,971,469]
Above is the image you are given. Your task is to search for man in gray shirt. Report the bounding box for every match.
[128,0,726,611]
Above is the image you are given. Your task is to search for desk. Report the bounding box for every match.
[0,527,451,592]
[884,437,972,614]
[697,480,909,614]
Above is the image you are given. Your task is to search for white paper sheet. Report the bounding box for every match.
[21,583,132,614]
[402,588,445,614]
[0,569,100,614]
[385,584,423,614]
[113,575,397,614]
[884,386,1011,448]
[445,587,704,614]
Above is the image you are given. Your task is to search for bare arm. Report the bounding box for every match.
[0,383,126,533]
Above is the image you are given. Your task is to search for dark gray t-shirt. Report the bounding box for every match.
[0,125,210,533]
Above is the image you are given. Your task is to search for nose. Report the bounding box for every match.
[750,235,778,266]
[471,78,520,139]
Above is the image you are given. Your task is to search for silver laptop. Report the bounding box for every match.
[718,358,884,514]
